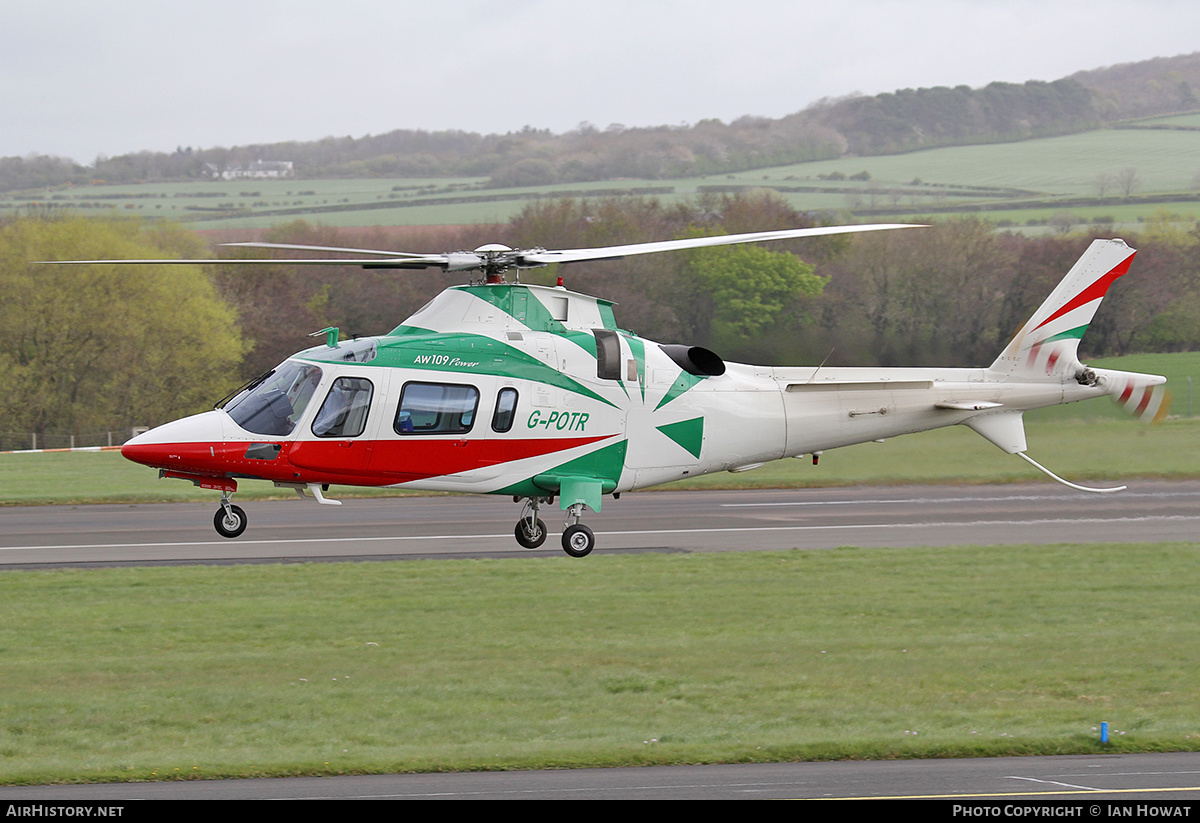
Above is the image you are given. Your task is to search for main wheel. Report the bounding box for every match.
[214,504,248,539]
[514,517,547,549]
[561,524,595,557]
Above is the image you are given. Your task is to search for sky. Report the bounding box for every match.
[5,0,1200,165]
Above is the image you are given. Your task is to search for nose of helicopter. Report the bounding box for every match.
[121,410,228,472]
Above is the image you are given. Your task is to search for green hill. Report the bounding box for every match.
[5,51,1200,201]
[7,120,1196,232]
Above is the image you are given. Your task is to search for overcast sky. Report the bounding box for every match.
[5,0,1199,164]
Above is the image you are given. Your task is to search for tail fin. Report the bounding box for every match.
[990,239,1137,380]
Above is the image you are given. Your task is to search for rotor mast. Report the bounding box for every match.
[473,244,521,284]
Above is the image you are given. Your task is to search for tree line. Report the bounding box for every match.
[3,194,1198,438]
[6,52,1200,194]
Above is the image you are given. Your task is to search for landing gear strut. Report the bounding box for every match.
[214,492,247,539]
[514,497,548,549]
[513,496,597,556]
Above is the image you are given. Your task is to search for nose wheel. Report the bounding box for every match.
[214,493,247,539]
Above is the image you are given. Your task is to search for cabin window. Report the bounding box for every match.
[542,294,569,322]
[312,377,374,438]
[395,382,479,435]
[225,361,323,436]
[593,329,620,381]
[491,388,519,433]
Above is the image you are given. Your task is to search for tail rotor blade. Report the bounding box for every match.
[1111,378,1171,423]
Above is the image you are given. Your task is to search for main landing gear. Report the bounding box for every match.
[515,498,548,549]
[210,488,601,553]
[514,497,597,557]
[561,523,595,558]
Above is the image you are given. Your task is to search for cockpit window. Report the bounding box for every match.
[312,377,374,438]
[328,338,377,363]
[224,361,323,436]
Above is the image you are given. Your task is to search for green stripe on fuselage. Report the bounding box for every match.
[622,333,646,403]
[494,438,628,500]
[656,416,704,459]
[655,371,705,410]
[458,285,614,357]
[302,332,616,408]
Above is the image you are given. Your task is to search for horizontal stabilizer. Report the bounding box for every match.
[936,401,1003,411]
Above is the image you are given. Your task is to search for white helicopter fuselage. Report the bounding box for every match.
[122,280,1139,498]
[119,236,1167,554]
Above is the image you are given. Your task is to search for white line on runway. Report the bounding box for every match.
[722,490,1200,507]
[5,515,1199,552]
[1007,776,1102,791]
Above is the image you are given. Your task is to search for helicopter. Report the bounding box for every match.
[57,223,1168,557]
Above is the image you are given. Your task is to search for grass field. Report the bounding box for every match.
[767,128,1200,198]
[1,410,1196,786]
[5,125,1200,231]
[2,542,1199,784]
[1135,112,1200,128]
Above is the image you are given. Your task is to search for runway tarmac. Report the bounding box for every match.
[1,479,1198,567]
[3,752,1200,800]
[4,480,1198,801]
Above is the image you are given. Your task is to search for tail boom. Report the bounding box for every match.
[767,237,1166,493]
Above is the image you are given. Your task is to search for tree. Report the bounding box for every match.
[0,215,246,435]
[819,219,1015,366]
[1048,211,1079,236]
[1116,167,1141,197]
[505,192,829,355]
[683,241,827,346]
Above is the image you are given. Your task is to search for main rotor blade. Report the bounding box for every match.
[220,241,428,257]
[518,223,923,266]
[39,223,923,272]
[37,257,415,267]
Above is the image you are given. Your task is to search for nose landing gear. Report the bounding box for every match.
[214,492,247,538]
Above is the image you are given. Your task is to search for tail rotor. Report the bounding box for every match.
[1104,373,1171,423]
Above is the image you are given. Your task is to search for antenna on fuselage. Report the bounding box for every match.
[805,349,836,384]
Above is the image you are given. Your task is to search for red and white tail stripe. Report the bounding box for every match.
[1112,379,1171,423]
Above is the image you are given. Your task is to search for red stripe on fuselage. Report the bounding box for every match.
[122,434,617,487]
